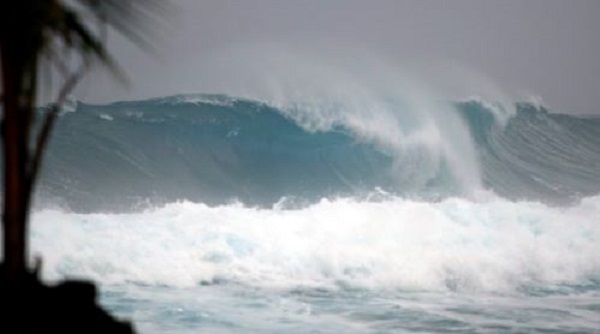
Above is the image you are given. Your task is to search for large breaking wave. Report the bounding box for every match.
[18,93,600,295]
[37,94,600,211]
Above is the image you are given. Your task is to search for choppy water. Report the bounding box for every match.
[31,196,600,333]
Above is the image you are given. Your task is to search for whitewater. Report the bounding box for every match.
[21,93,600,332]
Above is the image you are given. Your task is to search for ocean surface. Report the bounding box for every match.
[25,94,600,332]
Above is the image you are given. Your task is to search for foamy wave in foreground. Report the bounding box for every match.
[31,196,600,292]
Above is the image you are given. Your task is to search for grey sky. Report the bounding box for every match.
[74,0,600,114]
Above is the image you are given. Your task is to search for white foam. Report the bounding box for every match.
[460,95,516,124]
[28,196,600,292]
[98,114,113,121]
[157,94,237,107]
[525,95,549,111]
[58,95,78,114]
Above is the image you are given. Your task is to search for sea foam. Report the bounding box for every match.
[30,195,600,293]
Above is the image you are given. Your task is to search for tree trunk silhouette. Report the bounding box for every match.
[1,2,163,331]
[1,42,36,284]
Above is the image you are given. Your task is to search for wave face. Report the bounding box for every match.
[37,94,600,211]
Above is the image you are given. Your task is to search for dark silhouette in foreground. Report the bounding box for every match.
[1,1,165,332]
[0,263,133,333]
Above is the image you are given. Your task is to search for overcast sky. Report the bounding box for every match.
[74,0,600,114]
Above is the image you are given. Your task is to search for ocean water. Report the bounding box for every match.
[24,94,600,332]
